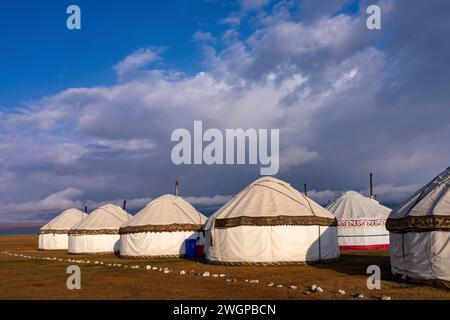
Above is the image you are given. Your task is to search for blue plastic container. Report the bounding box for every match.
[185,239,197,258]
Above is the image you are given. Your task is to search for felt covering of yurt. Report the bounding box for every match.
[68,204,131,254]
[386,167,450,288]
[38,208,87,250]
[327,191,391,250]
[119,194,206,258]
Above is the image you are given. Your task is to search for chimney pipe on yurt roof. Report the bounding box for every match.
[369,173,374,199]
[304,183,307,196]
[122,200,127,211]
[84,206,88,213]
[175,180,180,197]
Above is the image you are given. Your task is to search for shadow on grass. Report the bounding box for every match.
[310,251,392,279]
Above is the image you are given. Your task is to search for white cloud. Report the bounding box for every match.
[86,197,152,212]
[0,171,14,192]
[240,0,270,11]
[358,183,422,204]
[222,28,240,44]
[193,31,216,43]
[52,143,87,165]
[307,182,423,208]
[113,48,161,78]
[218,16,241,26]
[280,146,320,170]
[2,107,67,131]
[87,194,233,212]
[0,188,84,223]
[94,139,156,152]
[184,195,232,206]
[307,189,341,205]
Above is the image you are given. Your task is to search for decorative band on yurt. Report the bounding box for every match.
[119,223,204,234]
[68,229,120,235]
[37,229,71,235]
[386,215,450,233]
[213,215,337,229]
[338,218,386,227]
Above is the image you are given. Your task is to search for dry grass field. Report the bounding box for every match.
[0,235,449,300]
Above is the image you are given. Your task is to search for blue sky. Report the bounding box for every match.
[1,0,449,224]
[0,1,241,107]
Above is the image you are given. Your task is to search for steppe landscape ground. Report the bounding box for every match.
[0,235,449,300]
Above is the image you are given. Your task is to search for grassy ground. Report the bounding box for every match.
[0,235,449,300]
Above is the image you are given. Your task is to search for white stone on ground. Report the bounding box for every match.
[146,265,151,270]
[180,270,186,275]
[202,271,210,277]
[276,284,283,288]
[289,285,298,290]
[267,282,274,287]
[338,289,346,295]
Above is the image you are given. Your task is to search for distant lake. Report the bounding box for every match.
[0,227,40,235]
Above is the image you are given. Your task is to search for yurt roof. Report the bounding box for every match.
[120,194,206,234]
[70,204,131,235]
[205,176,336,230]
[327,191,391,220]
[39,208,87,234]
[387,167,450,232]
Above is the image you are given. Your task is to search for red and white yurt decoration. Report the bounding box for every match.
[327,191,391,250]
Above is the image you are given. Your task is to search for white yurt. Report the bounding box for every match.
[205,177,340,264]
[327,191,391,250]
[386,167,450,288]
[119,195,206,258]
[38,208,87,250]
[68,204,131,254]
